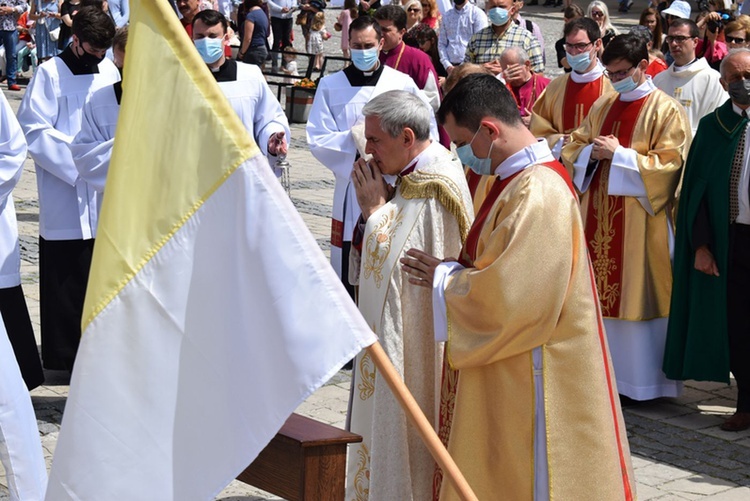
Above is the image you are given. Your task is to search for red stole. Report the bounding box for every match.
[583,95,649,318]
[562,76,604,133]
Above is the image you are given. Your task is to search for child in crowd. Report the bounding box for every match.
[281,46,300,84]
[309,11,330,71]
[335,0,357,60]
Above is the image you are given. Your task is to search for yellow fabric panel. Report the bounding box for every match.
[441,166,635,500]
[82,0,258,328]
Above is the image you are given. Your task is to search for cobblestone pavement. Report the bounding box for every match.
[1,4,750,500]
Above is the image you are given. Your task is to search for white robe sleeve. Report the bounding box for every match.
[607,145,653,214]
[71,98,114,193]
[17,66,79,186]
[0,93,27,206]
[306,81,358,179]
[432,261,465,342]
[253,77,291,166]
[423,69,441,113]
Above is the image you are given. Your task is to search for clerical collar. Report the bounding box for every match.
[212,58,238,82]
[58,46,101,75]
[570,60,604,83]
[619,76,656,102]
[344,62,385,87]
[493,139,554,179]
[673,58,698,72]
[383,41,403,56]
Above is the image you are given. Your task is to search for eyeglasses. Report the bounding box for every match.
[604,65,635,81]
[563,41,593,53]
[591,10,604,17]
[665,35,693,44]
[408,7,421,11]
[727,36,748,44]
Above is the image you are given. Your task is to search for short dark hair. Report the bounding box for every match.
[437,74,522,130]
[669,18,700,38]
[113,25,128,51]
[72,6,116,49]
[563,17,601,42]
[349,15,382,39]
[80,0,105,8]
[601,34,648,66]
[373,4,407,31]
[192,9,229,33]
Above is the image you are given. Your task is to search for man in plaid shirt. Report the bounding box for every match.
[464,0,544,75]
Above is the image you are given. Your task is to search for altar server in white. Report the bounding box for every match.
[306,15,437,295]
[192,10,289,172]
[0,90,44,391]
[0,317,47,501]
[17,6,120,371]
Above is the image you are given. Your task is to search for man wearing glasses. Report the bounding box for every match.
[654,18,728,135]
[562,34,690,403]
[531,18,612,158]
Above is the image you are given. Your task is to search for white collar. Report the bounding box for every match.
[732,102,750,117]
[493,139,555,179]
[404,142,434,173]
[570,60,605,83]
[619,76,657,102]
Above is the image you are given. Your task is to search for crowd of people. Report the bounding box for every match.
[1,0,750,499]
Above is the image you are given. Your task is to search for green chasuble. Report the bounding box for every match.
[664,99,745,383]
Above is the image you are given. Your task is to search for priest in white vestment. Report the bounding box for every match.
[346,91,473,501]
[306,15,437,297]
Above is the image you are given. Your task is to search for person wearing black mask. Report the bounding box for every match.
[665,48,750,433]
[16,5,119,372]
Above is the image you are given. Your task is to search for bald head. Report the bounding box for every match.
[500,47,531,88]
[721,49,750,107]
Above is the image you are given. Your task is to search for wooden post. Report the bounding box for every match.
[365,341,478,501]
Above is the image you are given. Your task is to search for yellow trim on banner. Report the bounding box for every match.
[82,0,259,329]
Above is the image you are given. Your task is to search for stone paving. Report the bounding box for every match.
[2,3,750,500]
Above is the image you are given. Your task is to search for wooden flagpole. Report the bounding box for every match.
[365,341,478,501]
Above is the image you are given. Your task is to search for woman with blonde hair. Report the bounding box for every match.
[587,0,617,48]
[420,0,439,29]
[404,0,422,30]
[724,16,750,49]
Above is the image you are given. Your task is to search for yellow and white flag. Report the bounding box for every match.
[44,0,376,498]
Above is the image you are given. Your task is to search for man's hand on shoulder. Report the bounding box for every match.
[352,158,392,220]
[695,245,720,277]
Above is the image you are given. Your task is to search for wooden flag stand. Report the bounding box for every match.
[366,341,478,501]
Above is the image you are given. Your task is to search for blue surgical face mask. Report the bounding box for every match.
[194,37,224,64]
[566,50,592,73]
[456,126,495,175]
[488,7,510,26]
[612,73,638,94]
[350,47,379,71]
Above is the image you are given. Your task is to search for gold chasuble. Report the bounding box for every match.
[347,143,473,501]
[563,91,688,320]
[439,161,635,501]
[531,73,614,150]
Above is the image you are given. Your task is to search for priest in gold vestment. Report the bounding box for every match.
[346,90,473,501]
[403,74,635,500]
[562,34,690,401]
[530,17,613,158]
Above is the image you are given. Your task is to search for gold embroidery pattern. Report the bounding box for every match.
[351,442,371,501]
[357,351,376,401]
[400,172,472,243]
[363,207,404,289]
[590,163,623,316]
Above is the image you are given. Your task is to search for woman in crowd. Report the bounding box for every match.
[58,0,81,50]
[420,0,439,29]
[640,7,664,47]
[413,24,446,80]
[555,3,584,73]
[587,1,617,48]
[696,8,731,71]
[30,0,61,62]
[402,0,422,46]
[724,16,750,49]
[335,0,357,59]
[238,0,269,68]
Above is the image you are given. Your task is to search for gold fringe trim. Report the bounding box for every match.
[400,172,472,244]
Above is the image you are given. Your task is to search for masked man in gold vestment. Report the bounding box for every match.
[402,74,635,501]
[562,34,690,401]
[346,90,473,501]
